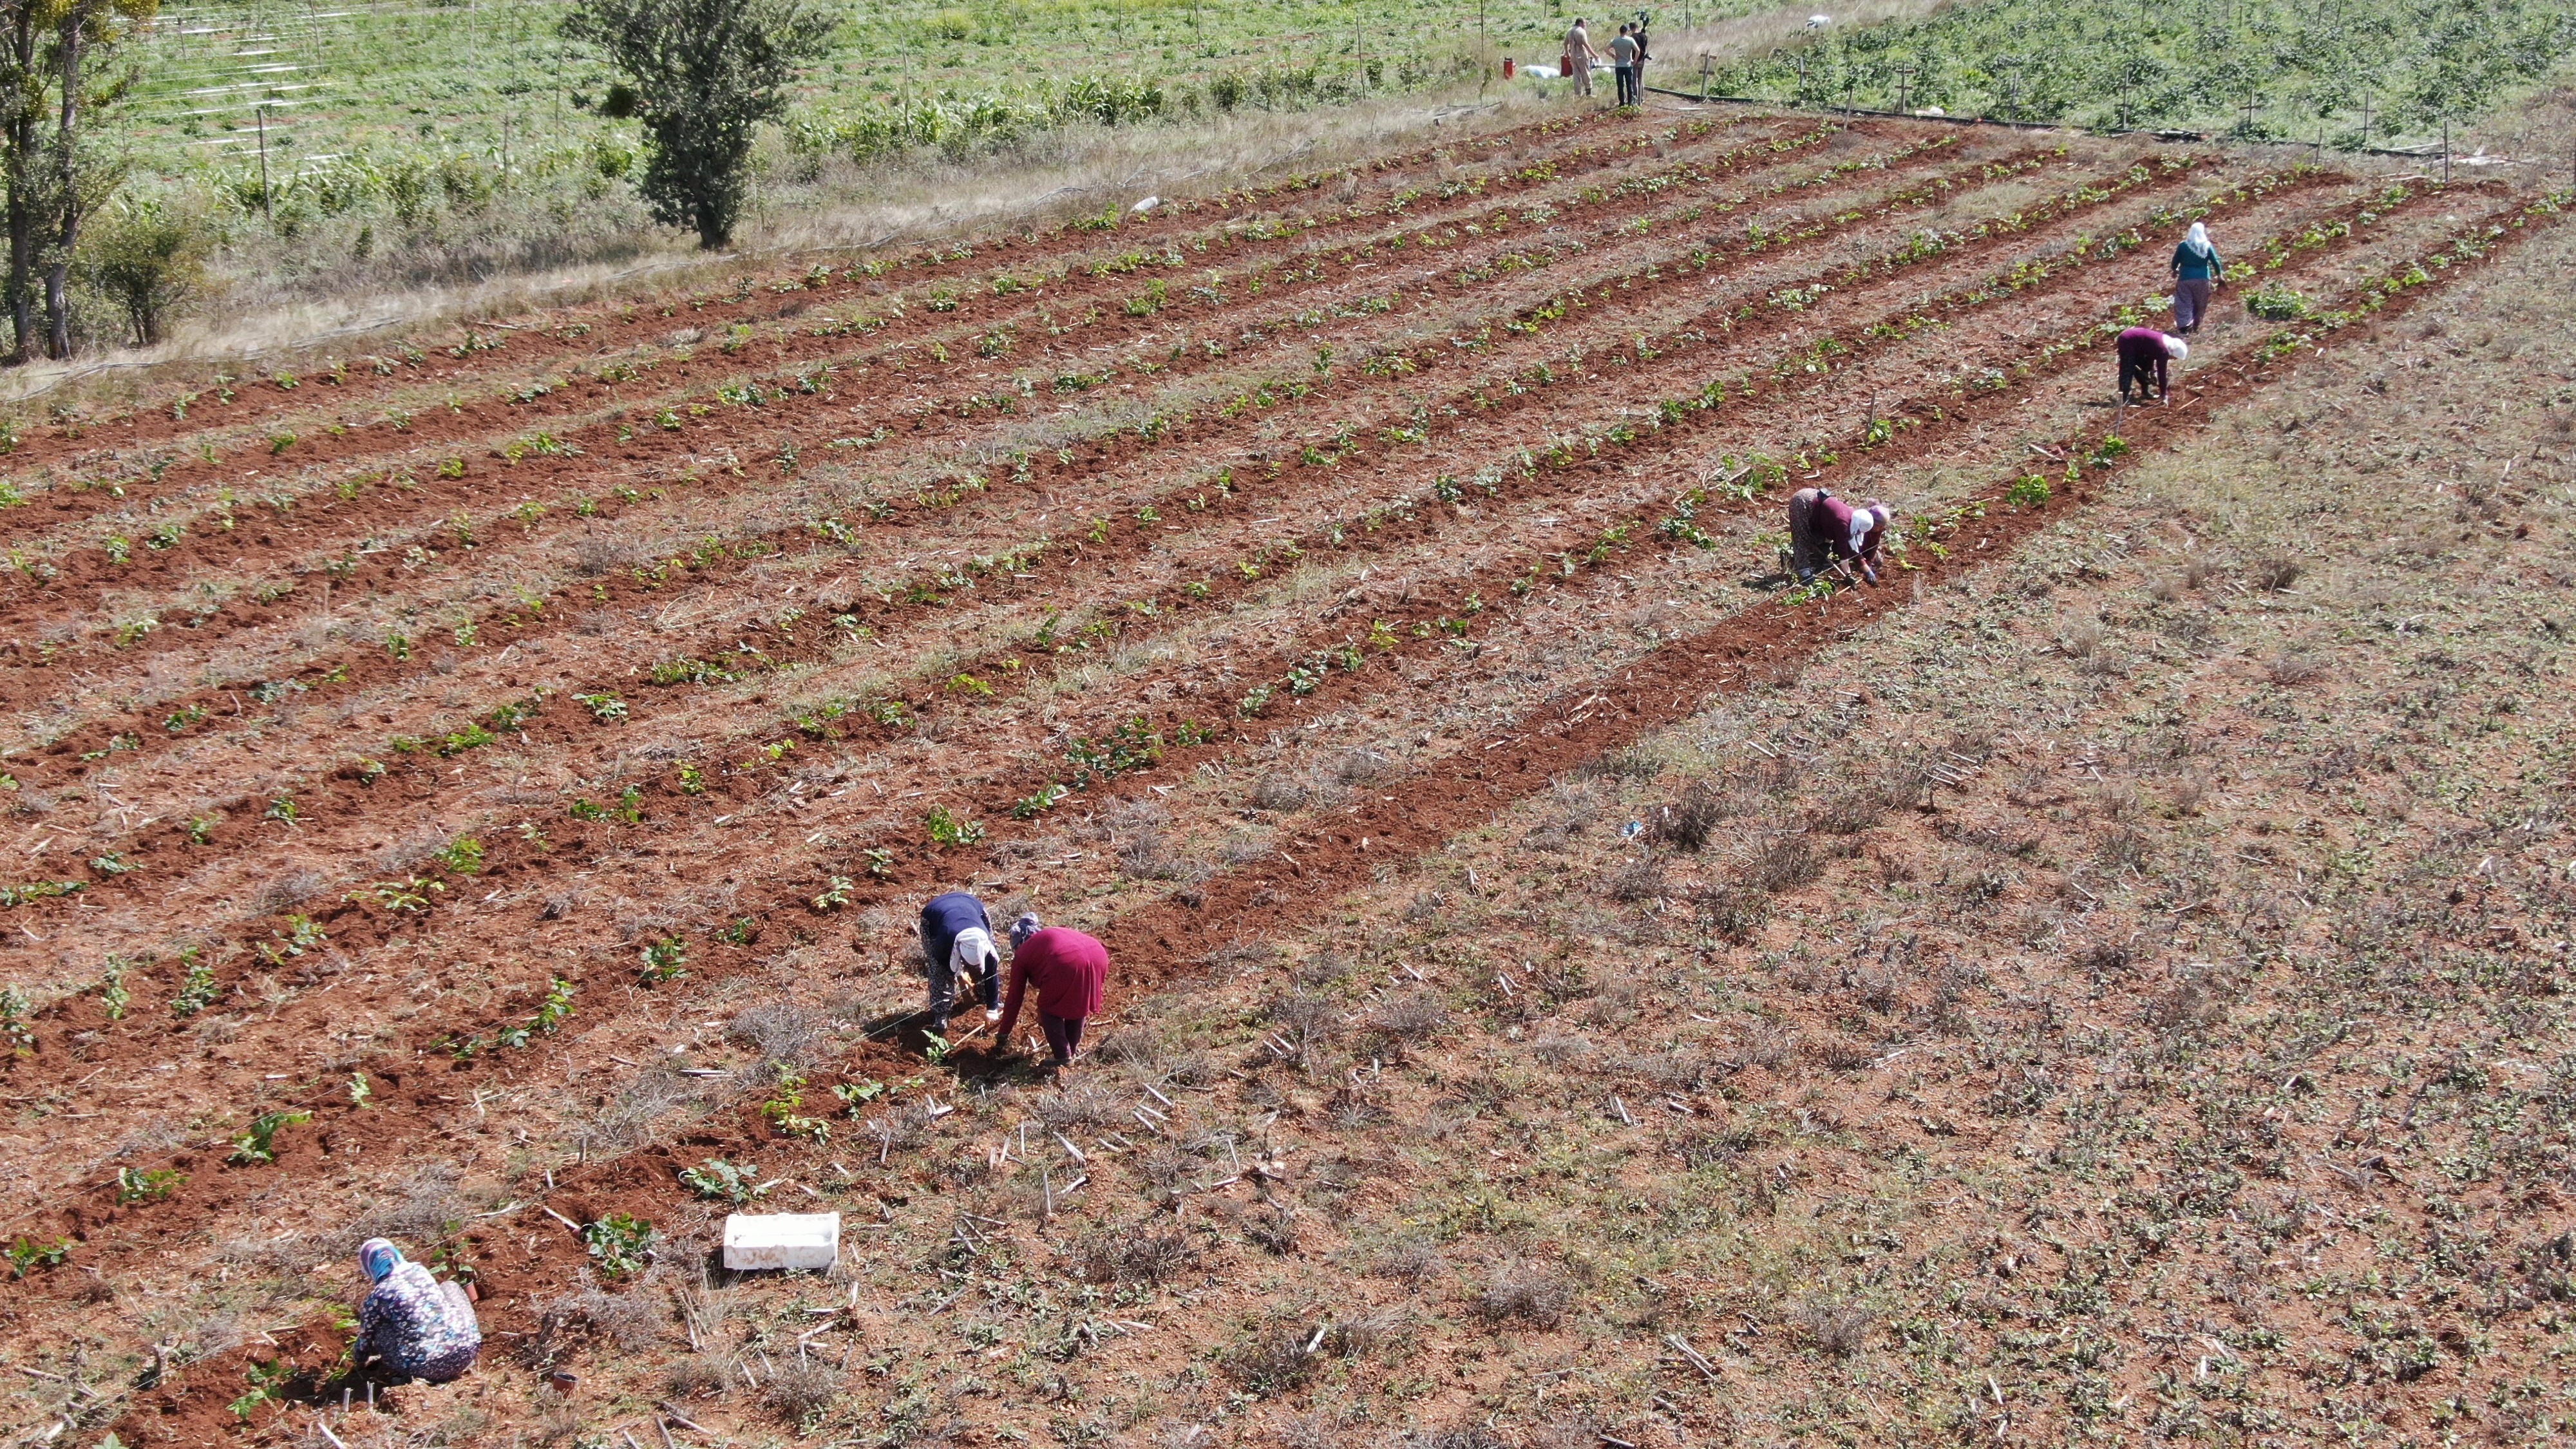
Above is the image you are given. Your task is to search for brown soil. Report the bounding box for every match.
[3,96,2567,1449]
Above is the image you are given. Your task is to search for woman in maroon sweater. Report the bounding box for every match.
[997,914,1109,1066]
[2117,327,2186,403]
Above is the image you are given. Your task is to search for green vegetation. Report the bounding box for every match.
[227,1109,313,1165]
[1710,0,2576,143]
[582,1212,655,1275]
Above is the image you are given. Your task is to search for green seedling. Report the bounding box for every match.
[97,956,137,1019]
[228,1109,313,1165]
[0,984,30,1053]
[639,936,689,983]
[574,691,629,721]
[434,837,484,874]
[761,1070,829,1142]
[861,847,896,879]
[582,1213,655,1276]
[347,1072,373,1108]
[258,915,326,963]
[924,805,985,847]
[813,875,855,910]
[5,1235,68,1277]
[114,1166,184,1204]
[679,1158,768,1202]
[171,949,220,1017]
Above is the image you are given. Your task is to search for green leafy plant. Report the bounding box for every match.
[171,949,220,1017]
[434,837,485,874]
[5,1235,68,1277]
[97,955,136,1019]
[114,1166,184,1204]
[228,1109,314,1165]
[639,936,689,983]
[2245,281,2311,320]
[924,805,985,847]
[812,875,855,910]
[347,1071,374,1108]
[679,1157,768,1202]
[582,1213,655,1276]
[761,1071,829,1142]
[2004,474,2052,507]
[575,691,630,721]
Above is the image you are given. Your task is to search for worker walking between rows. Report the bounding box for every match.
[1786,488,1894,583]
[918,889,1001,1039]
[2116,327,2186,404]
[1564,18,1595,97]
[354,1238,480,1384]
[2170,222,2224,334]
[995,913,1108,1069]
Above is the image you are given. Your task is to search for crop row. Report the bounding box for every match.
[22,188,2552,1303]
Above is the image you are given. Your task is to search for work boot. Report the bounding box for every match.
[929,1016,951,1041]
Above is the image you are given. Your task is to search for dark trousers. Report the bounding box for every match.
[923,943,991,1023]
[2117,353,2166,402]
[1615,64,1636,106]
[1786,487,1833,578]
[1039,1011,1085,1064]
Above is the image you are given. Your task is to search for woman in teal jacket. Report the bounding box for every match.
[2170,222,2224,334]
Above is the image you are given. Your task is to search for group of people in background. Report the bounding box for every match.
[1563,13,1651,106]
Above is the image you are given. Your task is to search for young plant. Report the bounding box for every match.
[170,948,221,1017]
[924,805,985,847]
[114,1166,185,1204]
[761,1072,830,1143]
[228,1109,314,1165]
[678,1158,768,1203]
[4,1235,68,1277]
[639,936,689,983]
[582,1213,654,1276]
[812,875,855,911]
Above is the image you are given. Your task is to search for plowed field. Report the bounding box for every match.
[2,104,2566,1448]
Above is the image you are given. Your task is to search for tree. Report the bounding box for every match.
[79,193,210,345]
[562,0,833,251]
[0,0,153,363]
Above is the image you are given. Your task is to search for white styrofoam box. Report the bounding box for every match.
[723,1212,840,1272]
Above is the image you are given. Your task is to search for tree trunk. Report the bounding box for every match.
[45,6,82,361]
[3,3,39,365]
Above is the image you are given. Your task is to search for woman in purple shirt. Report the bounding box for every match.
[2116,327,2186,403]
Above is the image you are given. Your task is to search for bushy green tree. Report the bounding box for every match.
[79,194,212,346]
[562,0,834,251]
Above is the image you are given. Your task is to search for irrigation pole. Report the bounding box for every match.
[2441,118,2451,184]
[256,104,271,220]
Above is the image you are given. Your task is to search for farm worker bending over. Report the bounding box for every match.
[2169,222,2224,334]
[2116,327,2186,404]
[1564,19,1595,96]
[1786,488,1894,583]
[354,1238,480,1384]
[996,913,1108,1068]
[919,890,1002,1037]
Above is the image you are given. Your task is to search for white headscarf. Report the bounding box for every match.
[2161,334,2188,360]
[951,926,998,972]
[1850,504,1889,554]
[2183,222,2213,256]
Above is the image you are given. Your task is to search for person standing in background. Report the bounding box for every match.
[1609,22,1640,106]
[2170,222,2225,334]
[1632,10,1652,97]
[1564,17,1595,97]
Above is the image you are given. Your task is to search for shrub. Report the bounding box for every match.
[79,196,216,346]
[1645,782,1728,851]
[758,1358,842,1424]
[2245,281,2311,320]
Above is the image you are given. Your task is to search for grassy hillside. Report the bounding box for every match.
[1685,0,2576,145]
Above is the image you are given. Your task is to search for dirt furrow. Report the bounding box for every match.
[0,122,1883,642]
[1,142,2164,784]
[0,113,1782,524]
[0,109,1689,476]
[0,173,2472,1218]
[1,149,2261,923]
[30,193,2557,1397]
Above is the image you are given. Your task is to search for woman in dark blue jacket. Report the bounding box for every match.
[918,891,1000,1037]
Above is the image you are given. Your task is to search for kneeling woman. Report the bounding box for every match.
[355,1238,482,1383]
